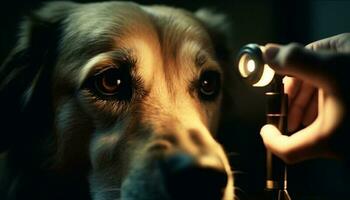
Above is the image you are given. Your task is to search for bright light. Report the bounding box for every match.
[247,59,256,72]
[253,64,275,87]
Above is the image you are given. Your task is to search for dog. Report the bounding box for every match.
[0,1,234,200]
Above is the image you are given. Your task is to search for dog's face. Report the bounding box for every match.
[0,1,233,200]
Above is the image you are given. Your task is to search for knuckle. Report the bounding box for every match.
[339,32,350,40]
[281,43,304,65]
[334,33,350,52]
[285,43,303,58]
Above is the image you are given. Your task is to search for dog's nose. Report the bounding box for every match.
[161,152,228,200]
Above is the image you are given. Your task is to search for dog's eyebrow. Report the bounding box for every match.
[195,50,208,68]
[78,49,136,87]
[79,54,106,86]
[194,50,221,72]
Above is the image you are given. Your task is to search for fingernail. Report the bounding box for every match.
[264,46,280,62]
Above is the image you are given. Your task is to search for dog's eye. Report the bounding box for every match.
[91,67,132,100]
[198,70,221,101]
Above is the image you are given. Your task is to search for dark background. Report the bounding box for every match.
[1,0,350,200]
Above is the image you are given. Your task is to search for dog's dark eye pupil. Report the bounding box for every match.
[94,68,128,97]
[199,71,220,100]
[100,71,121,94]
[201,79,215,95]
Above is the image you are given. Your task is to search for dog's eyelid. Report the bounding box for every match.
[200,66,222,77]
[93,65,118,76]
[84,56,136,81]
[194,50,220,69]
[196,57,222,74]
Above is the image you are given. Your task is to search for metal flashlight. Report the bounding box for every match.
[236,44,291,200]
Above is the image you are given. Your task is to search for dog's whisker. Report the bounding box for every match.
[234,186,249,200]
[231,170,246,175]
[234,186,245,192]
[234,195,241,200]
[226,151,240,157]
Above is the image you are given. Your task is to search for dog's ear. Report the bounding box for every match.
[194,8,234,63]
[0,2,77,152]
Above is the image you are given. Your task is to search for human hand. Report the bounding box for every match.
[259,33,350,164]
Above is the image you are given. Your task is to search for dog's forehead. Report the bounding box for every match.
[55,2,218,91]
[59,2,213,58]
[59,2,155,59]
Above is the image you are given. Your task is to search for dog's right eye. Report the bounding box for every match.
[87,67,132,100]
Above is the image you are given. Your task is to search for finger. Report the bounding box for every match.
[302,90,318,126]
[288,82,316,132]
[283,76,301,100]
[263,43,349,91]
[306,33,350,52]
[283,76,301,106]
[260,122,330,164]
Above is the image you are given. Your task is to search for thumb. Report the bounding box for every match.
[259,124,294,163]
[260,124,307,164]
[260,123,336,164]
[263,43,347,91]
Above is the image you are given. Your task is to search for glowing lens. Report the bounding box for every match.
[252,64,275,87]
[238,54,254,78]
[237,44,276,87]
[247,59,256,72]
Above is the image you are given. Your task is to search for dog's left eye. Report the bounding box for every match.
[88,67,132,100]
[198,70,221,101]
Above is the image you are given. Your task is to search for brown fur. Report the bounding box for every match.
[0,2,234,200]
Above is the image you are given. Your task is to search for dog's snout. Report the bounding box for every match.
[150,128,215,152]
[161,152,228,200]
